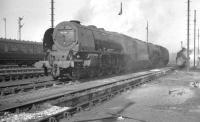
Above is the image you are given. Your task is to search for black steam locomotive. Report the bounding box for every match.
[0,38,45,65]
[43,20,169,80]
[176,47,187,68]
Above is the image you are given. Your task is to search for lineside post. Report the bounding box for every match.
[3,18,6,38]
[198,28,199,55]
[187,0,190,71]
[146,21,149,58]
[51,0,54,28]
[18,17,24,40]
[194,10,196,68]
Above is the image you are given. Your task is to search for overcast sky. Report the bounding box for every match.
[0,0,200,53]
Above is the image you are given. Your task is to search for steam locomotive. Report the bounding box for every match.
[176,48,187,68]
[43,20,169,80]
[0,38,45,65]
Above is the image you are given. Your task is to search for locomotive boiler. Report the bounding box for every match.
[43,20,169,80]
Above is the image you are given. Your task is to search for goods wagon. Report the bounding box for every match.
[43,20,169,80]
[0,38,45,65]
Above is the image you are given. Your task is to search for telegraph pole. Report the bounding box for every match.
[194,10,196,68]
[51,0,54,28]
[146,21,149,56]
[187,0,190,71]
[3,18,6,38]
[198,28,199,55]
[181,41,183,48]
[18,17,24,40]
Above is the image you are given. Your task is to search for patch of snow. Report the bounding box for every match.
[126,85,194,105]
[117,116,125,120]
[189,106,200,113]
[190,81,200,88]
[150,69,160,72]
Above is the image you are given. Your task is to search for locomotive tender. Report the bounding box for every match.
[0,38,44,65]
[43,20,169,80]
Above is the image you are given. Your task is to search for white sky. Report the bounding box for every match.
[0,0,200,53]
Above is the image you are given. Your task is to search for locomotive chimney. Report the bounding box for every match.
[70,20,81,24]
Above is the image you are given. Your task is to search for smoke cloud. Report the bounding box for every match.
[74,0,188,53]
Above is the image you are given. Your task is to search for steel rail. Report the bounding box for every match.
[0,68,51,82]
[0,79,64,97]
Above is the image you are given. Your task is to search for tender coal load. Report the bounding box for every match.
[43,20,169,80]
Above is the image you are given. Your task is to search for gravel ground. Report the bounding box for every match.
[0,103,70,122]
[65,70,200,122]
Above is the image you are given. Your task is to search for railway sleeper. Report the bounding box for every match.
[0,82,57,96]
[0,72,46,82]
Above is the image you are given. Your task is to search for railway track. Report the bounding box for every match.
[0,65,20,69]
[0,67,51,82]
[0,70,136,97]
[0,67,174,122]
[0,77,66,97]
[0,69,151,97]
